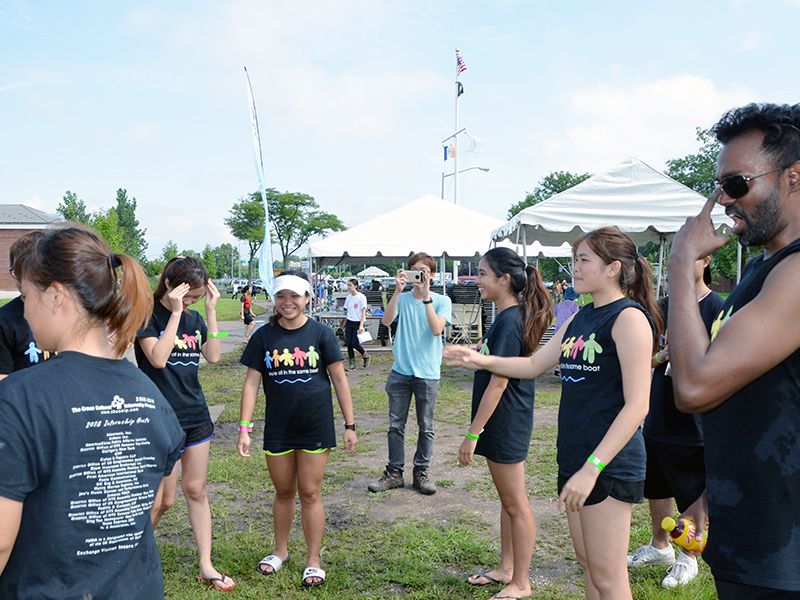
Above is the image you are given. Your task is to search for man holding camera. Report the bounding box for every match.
[368,252,452,495]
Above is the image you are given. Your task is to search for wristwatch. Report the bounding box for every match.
[344,422,356,431]
[422,299,433,304]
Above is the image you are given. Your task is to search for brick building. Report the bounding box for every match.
[0,205,59,291]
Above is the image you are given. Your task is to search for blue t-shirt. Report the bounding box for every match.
[390,291,452,380]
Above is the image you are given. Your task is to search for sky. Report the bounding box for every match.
[2,0,800,260]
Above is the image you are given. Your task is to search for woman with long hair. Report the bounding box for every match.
[238,271,357,588]
[135,256,234,591]
[240,284,256,343]
[342,278,369,370]
[445,227,662,600]
[0,226,185,598]
[461,248,553,600]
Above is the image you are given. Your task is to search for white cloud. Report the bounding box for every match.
[743,31,762,50]
[23,195,45,210]
[0,82,30,92]
[556,75,757,172]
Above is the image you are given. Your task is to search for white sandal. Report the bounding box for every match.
[257,554,289,575]
[301,567,326,587]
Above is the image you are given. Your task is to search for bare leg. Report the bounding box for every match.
[649,497,675,549]
[296,450,330,585]
[480,460,535,599]
[151,461,179,530]
[181,441,234,590]
[567,497,633,600]
[262,452,298,573]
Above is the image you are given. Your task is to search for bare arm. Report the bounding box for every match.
[328,361,357,453]
[0,496,22,576]
[381,269,407,327]
[359,305,366,333]
[237,368,261,458]
[668,193,800,412]
[459,374,508,466]
[558,307,653,511]
[443,312,575,379]
[201,280,221,364]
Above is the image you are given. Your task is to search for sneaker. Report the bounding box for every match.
[346,358,356,371]
[362,353,370,368]
[627,538,675,567]
[662,552,698,588]
[412,468,437,495]
[367,468,404,492]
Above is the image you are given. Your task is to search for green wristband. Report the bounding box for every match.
[588,454,606,471]
[208,332,229,338]
[466,431,480,441]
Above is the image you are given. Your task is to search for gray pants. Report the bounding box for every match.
[385,370,439,472]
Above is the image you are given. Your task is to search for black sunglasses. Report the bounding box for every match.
[716,166,789,200]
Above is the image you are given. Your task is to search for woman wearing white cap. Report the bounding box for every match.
[237,271,357,588]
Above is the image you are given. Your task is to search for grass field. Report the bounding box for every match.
[155,349,719,599]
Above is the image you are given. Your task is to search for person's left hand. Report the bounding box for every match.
[205,279,220,312]
[458,436,477,465]
[344,429,357,453]
[558,463,600,512]
[358,326,365,335]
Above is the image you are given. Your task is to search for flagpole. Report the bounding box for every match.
[454,48,461,205]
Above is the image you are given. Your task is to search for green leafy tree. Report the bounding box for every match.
[225,197,266,280]
[89,209,123,253]
[161,240,179,262]
[507,170,592,219]
[113,188,148,261]
[57,191,90,224]
[201,245,218,279]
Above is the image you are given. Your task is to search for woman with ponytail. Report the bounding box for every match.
[459,248,552,600]
[0,226,185,598]
[446,227,661,600]
[135,256,234,592]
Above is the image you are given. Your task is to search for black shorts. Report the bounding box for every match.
[243,309,254,324]
[715,579,800,599]
[181,423,214,452]
[643,437,705,513]
[558,472,644,506]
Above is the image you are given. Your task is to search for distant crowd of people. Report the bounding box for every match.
[1,102,799,600]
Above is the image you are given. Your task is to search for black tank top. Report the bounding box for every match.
[702,236,800,590]
[557,297,654,481]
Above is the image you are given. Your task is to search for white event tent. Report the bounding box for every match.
[357,266,389,278]
[308,194,571,270]
[491,157,734,292]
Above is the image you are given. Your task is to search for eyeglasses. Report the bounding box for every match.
[9,265,16,280]
[716,166,789,199]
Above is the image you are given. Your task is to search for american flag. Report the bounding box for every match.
[456,55,467,75]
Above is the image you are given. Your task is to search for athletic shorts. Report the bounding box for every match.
[558,472,644,506]
[264,448,330,456]
[643,437,705,513]
[181,423,214,452]
[715,578,800,599]
[243,309,254,325]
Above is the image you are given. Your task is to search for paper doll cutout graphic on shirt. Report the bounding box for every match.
[182,334,198,350]
[271,349,281,368]
[307,346,320,368]
[582,333,603,363]
[25,341,42,363]
[710,306,733,342]
[280,348,295,367]
[293,347,308,367]
[561,336,576,358]
[174,334,188,350]
[477,338,490,355]
[570,335,585,360]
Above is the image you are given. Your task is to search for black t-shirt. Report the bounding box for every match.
[134,302,210,429]
[471,305,536,464]
[0,296,51,374]
[240,318,343,453]
[557,298,654,481]
[0,352,185,599]
[702,238,800,591]
[643,292,725,445]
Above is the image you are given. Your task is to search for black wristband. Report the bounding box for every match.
[422,299,433,304]
[344,423,356,431]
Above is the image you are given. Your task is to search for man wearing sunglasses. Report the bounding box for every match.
[667,103,800,599]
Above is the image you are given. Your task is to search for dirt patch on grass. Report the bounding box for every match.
[210,358,581,594]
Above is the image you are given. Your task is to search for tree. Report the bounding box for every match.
[113,188,148,261]
[226,189,346,277]
[161,240,179,262]
[201,245,218,279]
[57,191,90,224]
[89,209,123,253]
[507,170,592,219]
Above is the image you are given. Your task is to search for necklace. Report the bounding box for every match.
[697,288,712,302]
